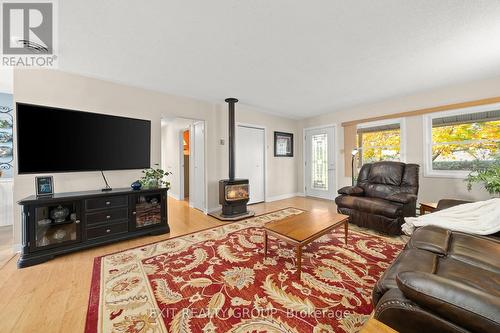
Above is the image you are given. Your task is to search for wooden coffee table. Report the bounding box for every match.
[263,211,349,276]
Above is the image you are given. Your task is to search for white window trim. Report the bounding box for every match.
[357,118,407,163]
[423,102,500,179]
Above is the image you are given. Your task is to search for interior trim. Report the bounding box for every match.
[341,96,500,127]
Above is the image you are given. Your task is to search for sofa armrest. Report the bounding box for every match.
[386,193,417,204]
[397,271,500,333]
[436,199,471,211]
[337,186,364,196]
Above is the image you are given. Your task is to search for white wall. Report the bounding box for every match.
[213,103,301,204]
[299,75,500,202]
[12,69,299,245]
[160,118,194,200]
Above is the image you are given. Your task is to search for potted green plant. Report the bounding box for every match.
[140,164,171,189]
[465,146,500,197]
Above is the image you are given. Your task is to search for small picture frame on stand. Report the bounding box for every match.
[36,176,54,197]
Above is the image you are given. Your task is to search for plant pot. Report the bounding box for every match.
[144,179,160,189]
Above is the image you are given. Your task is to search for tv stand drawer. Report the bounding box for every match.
[86,208,128,225]
[86,221,128,240]
[85,195,128,211]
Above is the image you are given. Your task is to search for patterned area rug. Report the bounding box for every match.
[85,208,404,333]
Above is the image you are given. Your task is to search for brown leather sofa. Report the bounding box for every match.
[373,225,500,333]
[335,161,419,235]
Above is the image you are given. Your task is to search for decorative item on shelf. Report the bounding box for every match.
[140,164,171,189]
[465,144,500,197]
[351,148,359,186]
[0,94,14,179]
[131,180,142,191]
[35,176,54,197]
[50,205,69,223]
[37,236,50,247]
[274,131,294,157]
[0,131,12,143]
[37,218,52,226]
[53,228,67,241]
[0,145,12,157]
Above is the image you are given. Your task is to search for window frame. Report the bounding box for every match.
[423,102,500,178]
[356,118,406,167]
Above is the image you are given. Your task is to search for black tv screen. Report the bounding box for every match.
[16,103,151,174]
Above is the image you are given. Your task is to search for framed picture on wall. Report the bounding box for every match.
[274,131,293,157]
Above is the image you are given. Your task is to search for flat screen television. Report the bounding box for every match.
[16,103,151,174]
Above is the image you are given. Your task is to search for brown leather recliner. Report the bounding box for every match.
[373,225,500,333]
[335,161,419,235]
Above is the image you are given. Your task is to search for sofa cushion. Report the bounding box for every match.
[336,195,403,218]
[396,271,500,333]
[386,192,418,204]
[372,248,437,305]
[337,186,364,196]
[368,161,405,186]
[408,225,452,255]
[448,233,500,274]
[437,257,500,297]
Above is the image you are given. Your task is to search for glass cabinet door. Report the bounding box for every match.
[33,201,81,250]
[133,193,163,229]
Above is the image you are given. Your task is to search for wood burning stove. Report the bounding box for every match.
[214,98,254,219]
[219,179,249,216]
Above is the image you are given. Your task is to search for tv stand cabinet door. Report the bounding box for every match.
[129,190,167,231]
[27,200,83,253]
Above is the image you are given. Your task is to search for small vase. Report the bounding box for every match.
[131,180,142,191]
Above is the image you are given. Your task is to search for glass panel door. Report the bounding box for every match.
[33,201,81,250]
[305,126,336,200]
[311,133,328,190]
[134,193,162,228]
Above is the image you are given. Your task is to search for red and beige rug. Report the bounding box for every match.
[85,208,404,333]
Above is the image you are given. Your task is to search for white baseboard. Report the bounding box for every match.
[266,192,302,202]
[168,193,180,200]
[12,243,21,253]
[207,206,221,214]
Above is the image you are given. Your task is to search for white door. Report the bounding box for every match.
[236,125,265,204]
[192,122,205,211]
[305,126,336,200]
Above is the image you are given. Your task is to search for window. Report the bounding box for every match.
[424,105,500,177]
[356,119,404,168]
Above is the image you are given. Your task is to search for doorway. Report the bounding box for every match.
[161,118,206,212]
[192,121,206,211]
[236,124,266,204]
[304,126,336,200]
[181,129,190,201]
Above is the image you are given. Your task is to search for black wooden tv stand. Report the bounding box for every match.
[17,187,169,268]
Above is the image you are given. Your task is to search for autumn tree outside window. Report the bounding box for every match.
[356,119,404,169]
[425,106,500,177]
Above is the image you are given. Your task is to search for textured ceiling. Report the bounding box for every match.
[57,0,500,118]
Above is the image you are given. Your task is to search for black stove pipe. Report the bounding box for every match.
[225,98,238,180]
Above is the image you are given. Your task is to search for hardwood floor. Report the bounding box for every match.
[0,196,385,332]
[0,225,14,268]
